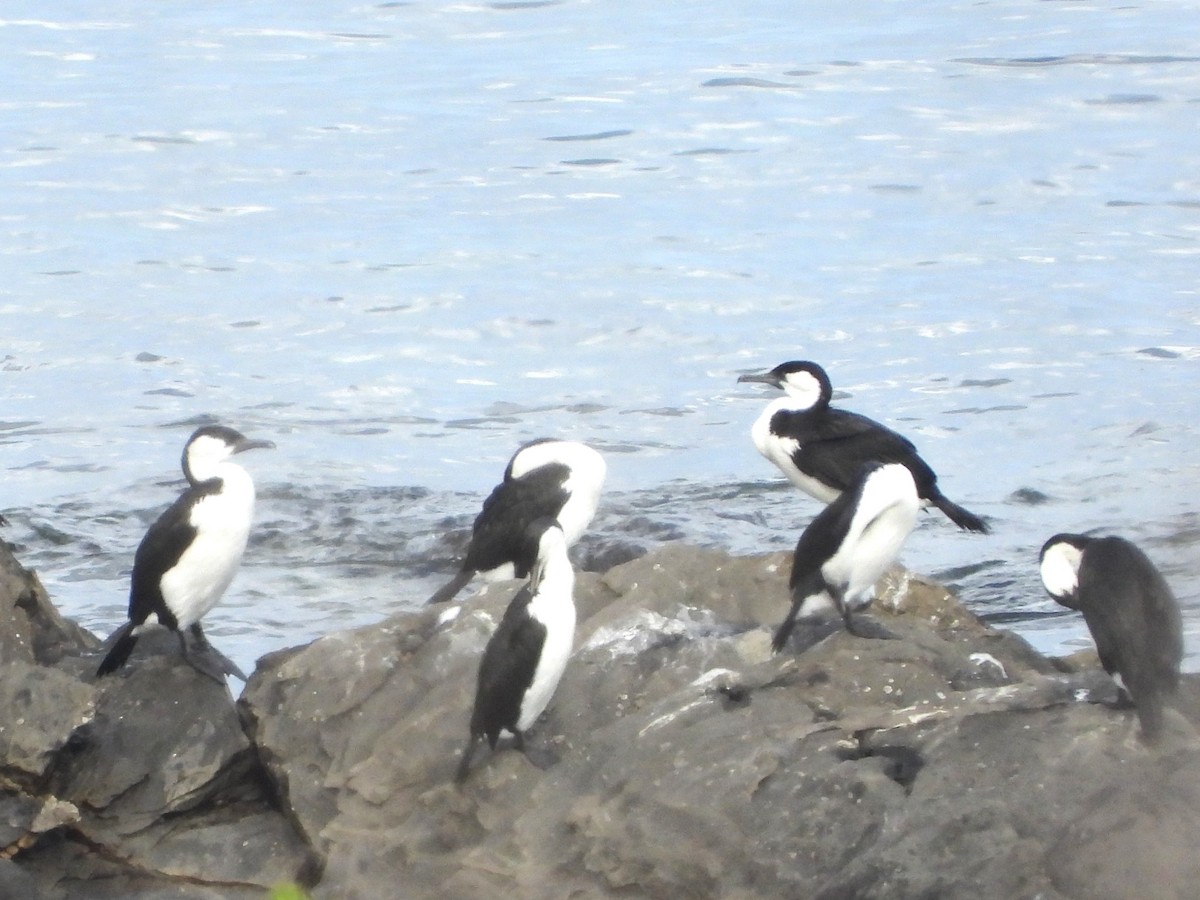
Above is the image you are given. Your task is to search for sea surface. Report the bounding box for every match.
[2,0,1199,682]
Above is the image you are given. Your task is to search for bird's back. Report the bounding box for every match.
[467,463,571,576]
[128,480,220,627]
[1079,538,1183,699]
[792,407,935,496]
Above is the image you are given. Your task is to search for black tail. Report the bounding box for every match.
[96,622,138,676]
[427,568,474,605]
[930,492,989,533]
[771,603,801,653]
[1135,691,1167,744]
[454,734,484,785]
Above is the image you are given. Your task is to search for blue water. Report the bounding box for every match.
[2,1,1199,680]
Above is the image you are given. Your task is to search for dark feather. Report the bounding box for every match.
[96,621,139,677]
[774,477,868,652]
[464,463,570,576]
[427,569,475,606]
[469,584,547,747]
[773,405,987,533]
[1077,537,1182,740]
[126,479,220,628]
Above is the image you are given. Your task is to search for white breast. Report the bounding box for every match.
[160,464,256,629]
[750,401,840,504]
[517,555,576,732]
[558,453,606,547]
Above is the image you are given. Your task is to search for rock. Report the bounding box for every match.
[237,543,1200,899]
[0,538,98,666]
[0,858,41,900]
[0,540,316,898]
[4,535,1200,899]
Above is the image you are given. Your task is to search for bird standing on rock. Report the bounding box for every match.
[1039,533,1183,742]
[456,516,576,784]
[427,438,605,605]
[737,360,988,533]
[773,461,920,651]
[96,425,274,683]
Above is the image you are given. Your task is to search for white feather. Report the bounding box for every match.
[750,400,841,503]
[822,464,920,608]
[510,440,607,546]
[517,528,576,732]
[160,462,256,629]
[1040,541,1082,600]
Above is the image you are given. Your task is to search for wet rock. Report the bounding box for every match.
[4,536,1200,899]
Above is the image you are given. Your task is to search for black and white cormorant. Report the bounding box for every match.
[773,461,920,651]
[427,438,605,605]
[96,424,274,682]
[456,516,576,783]
[738,360,988,533]
[1039,533,1183,742]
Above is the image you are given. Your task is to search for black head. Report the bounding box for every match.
[738,361,832,409]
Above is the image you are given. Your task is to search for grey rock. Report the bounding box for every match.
[0,661,95,779]
[0,539,98,666]
[0,858,42,900]
[238,543,1200,899]
[0,540,315,897]
[5,536,1200,899]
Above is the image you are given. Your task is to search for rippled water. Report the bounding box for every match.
[2,1,1199,680]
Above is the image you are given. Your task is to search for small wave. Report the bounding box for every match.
[955,54,1200,68]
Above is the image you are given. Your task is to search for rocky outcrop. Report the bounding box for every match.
[0,542,316,899]
[2,536,1198,899]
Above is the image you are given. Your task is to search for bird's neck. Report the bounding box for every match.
[532,548,574,602]
[196,462,256,507]
[752,396,817,448]
[770,393,823,416]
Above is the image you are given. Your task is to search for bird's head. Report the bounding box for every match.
[1039,533,1089,609]
[738,360,831,410]
[182,425,275,484]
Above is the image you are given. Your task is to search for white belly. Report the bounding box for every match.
[161,472,255,628]
[517,566,576,732]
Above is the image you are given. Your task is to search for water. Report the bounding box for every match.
[2,1,1199,681]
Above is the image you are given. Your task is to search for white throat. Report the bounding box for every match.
[781,370,823,409]
[750,398,841,503]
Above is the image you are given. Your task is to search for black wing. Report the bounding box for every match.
[774,481,865,651]
[470,585,546,743]
[465,463,571,577]
[788,481,862,592]
[774,407,937,498]
[1078,538,1183,695]
[126,481,216,627]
